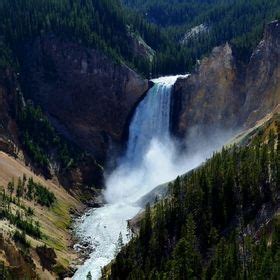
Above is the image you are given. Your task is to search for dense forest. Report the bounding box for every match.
[0,0,280,77]
[104,117,280,279]
[123,0,220,27]
[0,0,165,76]
[124,0,280,70]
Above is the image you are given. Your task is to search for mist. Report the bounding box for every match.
[73,75,238,280]
[104,128,235,205]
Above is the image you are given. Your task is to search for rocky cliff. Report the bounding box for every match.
[243,20,280,125]
[0,67,104,191]
[19,35,149,162]
[172,43,244,139]
[172,20,280,141]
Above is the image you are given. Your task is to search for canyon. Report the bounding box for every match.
[172,21,280,141]
[0,18,280,279]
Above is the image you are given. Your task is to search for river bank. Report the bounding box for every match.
[71,76,202,280]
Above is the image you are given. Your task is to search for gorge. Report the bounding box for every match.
[73,75,233,280]
[0,0,280,277]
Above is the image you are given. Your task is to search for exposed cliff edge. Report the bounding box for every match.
[243,20,280,125]
[172,20,280,140]
[172,43,244,138]
[19,35,149,162]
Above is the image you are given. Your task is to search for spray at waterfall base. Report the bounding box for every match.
[73,75,234,280]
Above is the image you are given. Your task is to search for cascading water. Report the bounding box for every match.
[73,75,204,280]
[125,79,173,165]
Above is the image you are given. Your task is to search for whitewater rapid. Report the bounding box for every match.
[73,75,198,280]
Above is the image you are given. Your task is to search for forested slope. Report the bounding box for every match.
[105,115,280,279]
[1,0,280,76]
[0,0,130,66]
[0,0,158,76]
[123,0,280,74]
[0,0,149,184]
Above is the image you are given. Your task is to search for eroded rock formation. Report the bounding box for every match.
[19,35,149,161]
[172,20,280,140]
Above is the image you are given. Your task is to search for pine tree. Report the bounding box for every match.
[7,179,14,197]
[86,271,92,280]
[115,232,124,256]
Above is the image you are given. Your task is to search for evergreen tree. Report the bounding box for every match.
[107,123,280,280]
[86,271,92,280]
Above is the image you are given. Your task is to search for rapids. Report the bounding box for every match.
[72,75,212,280]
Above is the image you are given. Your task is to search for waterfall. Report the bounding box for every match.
[73,75,192,280]
[124,79,173,166]
[105,75,189,204]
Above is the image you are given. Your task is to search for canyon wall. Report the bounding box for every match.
[19,35,149,162]
[172,20,280,140]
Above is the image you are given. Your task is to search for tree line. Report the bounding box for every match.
[105,117,280,279]
[1,0,280,77]
[124,0,280,75]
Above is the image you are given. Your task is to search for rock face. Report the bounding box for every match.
[0,234,37,279]
[243,20,280,125]
[172,20,280,139]
[172,43,244,138]
[20,35,149,161]
[0,69,104,189]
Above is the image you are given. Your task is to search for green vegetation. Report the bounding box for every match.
[1,0,279,76]
[124,0,280,74]
[13,230,30,248]
[15,98,100,185]
[0,178,58,243]
[0,261,13,280]
[0,176,56,242]
[87,271,93,280]
[0,0,156,75]
[6,175,56,208]
[17,102,77,175]
[123,0,217,27]
[0,41,14,71]
[0,0,127,65]
[26,178,56,207]
[0,207,41,239]
[106,121,280,279]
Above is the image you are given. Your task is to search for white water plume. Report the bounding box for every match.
[73,75,232,280]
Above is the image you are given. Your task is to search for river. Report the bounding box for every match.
[72,75,216,280]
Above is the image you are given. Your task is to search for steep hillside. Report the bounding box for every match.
[0,0,153,168]
[0,70,18,157]
[243,21,280,124]
[0,0,150,73]
[172,20,280,143]
[123,0,280,74]
[171,43,243,139]
[0,151,83,279]
[0,68,104,194]
[3,0,280,79]
[19,35,149,162]
[0,0,190,77]
[0,69,102,278]
[122,0,217,27]
[104,113,280,280]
